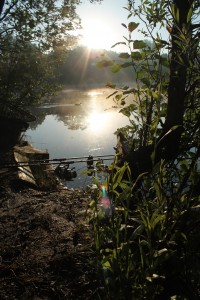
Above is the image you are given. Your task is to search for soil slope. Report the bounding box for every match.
[0,184,98,300]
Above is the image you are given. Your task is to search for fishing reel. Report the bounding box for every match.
[86,156,109,176]
[96,158,109,173]
[87,155,95,176]
[55,163,77,181]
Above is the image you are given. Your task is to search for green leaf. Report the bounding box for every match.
[187,6,193,23]
[121,62,133,68]
[155,41,167,50]
[133,40,146,49]
[140,77,150,86]
[121,23,127,29]
[152,91,158,100]
[128,22,139,32]
[106,91,118,99]
[89,200,96,209]
[137,70,146,79]
[172,4,179,22]
[157,125,181,146]
[123,88,137,95]
[129,104,137,111]
[119,107,131,117]
[113,164,129,190]
[119,104,137,117]
[151,214,165,229]
[160,57,169,68]
[119,52,130,59]
[96,60,113,68]
[111,41,126,48]
[131,51,142,60]
[102,260,111,268]
[180,232,187,241]
[115,94,122,101]
[111,64,121,73]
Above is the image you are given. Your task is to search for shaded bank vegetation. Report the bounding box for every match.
[87,0,200,299]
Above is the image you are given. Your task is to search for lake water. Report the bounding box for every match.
[26,88,130,188]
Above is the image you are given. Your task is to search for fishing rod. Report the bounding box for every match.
[0,155,115,168]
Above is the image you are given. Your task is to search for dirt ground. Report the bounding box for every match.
[0,180,99,300]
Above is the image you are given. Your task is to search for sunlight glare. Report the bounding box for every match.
[87,90,104,97]
[80,19,113,50]
[87,112,109,132]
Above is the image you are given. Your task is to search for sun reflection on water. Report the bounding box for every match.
[87,90,104,97]
[86,111,109,132]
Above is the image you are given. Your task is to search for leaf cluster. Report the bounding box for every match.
[0,0,80,51]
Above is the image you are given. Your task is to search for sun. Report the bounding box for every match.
[80,18,113,50]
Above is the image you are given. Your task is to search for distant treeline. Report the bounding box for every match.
[56,46,137,87]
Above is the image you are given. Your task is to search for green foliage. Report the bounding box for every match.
[0,0,80,52]
[88,0,200,299]
[0,0,83,114]
[0,39,63,109]
[0,0,106,114]
[89,155,200,299]
[133,40,146,49]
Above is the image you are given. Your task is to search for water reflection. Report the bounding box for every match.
[26,88,129,188]
[87,112,110,132]
[62,115,87,130]
[87,90,105,97]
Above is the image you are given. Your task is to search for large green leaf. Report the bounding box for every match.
[111,64,121,73]
[128,22,139,32]
[119,52,130,59]
[131,51,142,60]
[96,60,113,68]
[133,40,146,49]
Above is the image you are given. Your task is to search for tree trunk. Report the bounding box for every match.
[0,0,5,15]
[123,0,195,178]
[157,0,194,159]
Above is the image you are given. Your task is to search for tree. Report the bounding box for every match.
[0,0,81,51]
[102,0,200,176]
[0,0,101,116]
[0,40,65,109]
[0,0,81,118]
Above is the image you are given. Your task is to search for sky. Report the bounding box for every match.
[76,0,169,52]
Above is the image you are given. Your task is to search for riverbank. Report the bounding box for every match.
[0,146,99,299]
